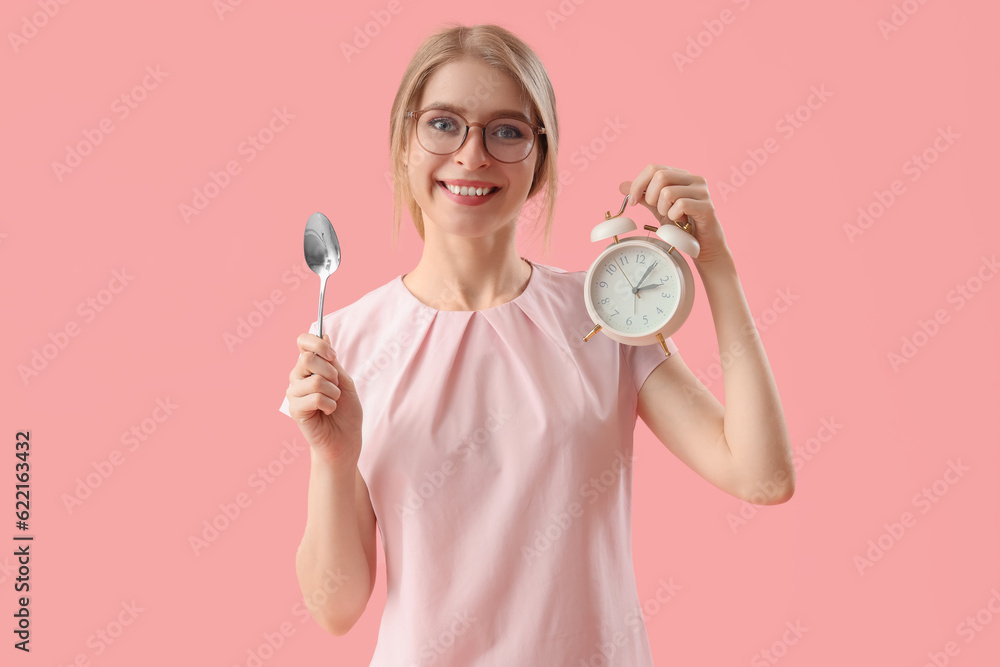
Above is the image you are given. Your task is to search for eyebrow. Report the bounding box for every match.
[424,102,533,124]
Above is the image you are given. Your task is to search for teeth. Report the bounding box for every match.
[445,183,497,196]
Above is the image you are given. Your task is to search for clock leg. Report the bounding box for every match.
[583,324,602,342]
[656,333,672,358]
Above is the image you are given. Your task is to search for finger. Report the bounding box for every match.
[666,197,713,227]
[292,334,338,382]
[627,165,659,208]
[655,185,706,220]
[288,389,337,417]
[291,351,339,384]
[629,165,697,209]
[296,332,335,361]
[657,189,675,220]
[327,353,356,392]
[619,180,646,210]
[288,372,342,404]
[647,169,702,196]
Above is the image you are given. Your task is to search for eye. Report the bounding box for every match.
[491,123,525,140]
[427,116,459,133]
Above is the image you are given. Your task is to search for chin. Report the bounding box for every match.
[427,213,518,238]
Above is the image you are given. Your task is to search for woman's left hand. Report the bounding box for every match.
[619,164,730,266]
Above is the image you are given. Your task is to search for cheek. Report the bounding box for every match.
[515,165,536,195]
[410,166,443,207]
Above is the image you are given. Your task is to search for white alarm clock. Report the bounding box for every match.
[582,194,700,357]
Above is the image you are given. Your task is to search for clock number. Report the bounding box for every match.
[606,264,618,275]
[656,307,664,314]
[626,316,632,326]
[609,310,619,319]
[600,297,610,305]
[636,252,646,264]
[619,255,629,264]
[659,276,669,283]
[661,292,672,298]
[642,315,648,325]
[599,281,608,288]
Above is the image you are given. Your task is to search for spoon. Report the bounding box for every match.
[303,212,341,341]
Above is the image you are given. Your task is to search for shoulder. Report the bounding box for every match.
[310,274,410,354]
[323,275,400,326]
[526,261,588,313]
[521,260,613,355]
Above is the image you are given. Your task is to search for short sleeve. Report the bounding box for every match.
[278,318,321,418]
[621,336,678,394]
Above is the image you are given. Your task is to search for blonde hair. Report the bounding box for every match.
[388,23,559,252]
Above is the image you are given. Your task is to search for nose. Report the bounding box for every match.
[454,124,491,168]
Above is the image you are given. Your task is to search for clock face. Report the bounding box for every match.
[588,243,681,336]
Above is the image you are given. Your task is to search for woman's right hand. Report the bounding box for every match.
[286,332,364,466]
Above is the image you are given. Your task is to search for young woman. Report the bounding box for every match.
[280,23,793,666]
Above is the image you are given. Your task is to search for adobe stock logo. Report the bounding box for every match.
[213,0,247,21]
[521,450,636,564]
[62,398,179,514]
[51,66,169,182]
[671,0,754,72]
[223,260,311,353]
[18,268,134,386]
[8,0,72,54]
[339,0,415,63]
[727,417,841,534]
[623,577,682,631]
[55,600,144,664]
[687,287,798,402]
[887,254,997,373]
[585,578,682,667]
[751,620,808,667]
[844,126,959,244]
[544,0,589,31]
[179,107,295,224]
[920,587,1000,667]
[232,622,296,667]
[853,459,970,575]
[877,0,932,40]
[405,610,477,667]
[517,115,629,224]
[715,85,832,201]
[395,406,513,519]
[188,439,309,556]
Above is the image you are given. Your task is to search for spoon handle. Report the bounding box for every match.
[316,275,327,340]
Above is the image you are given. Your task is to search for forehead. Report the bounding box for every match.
[417,58,530,119]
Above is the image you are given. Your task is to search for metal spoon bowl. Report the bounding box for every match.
[303,212,341,340]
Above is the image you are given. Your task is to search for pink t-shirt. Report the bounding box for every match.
[279,258,677,666]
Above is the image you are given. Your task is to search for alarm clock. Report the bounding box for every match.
[582,194,700,357]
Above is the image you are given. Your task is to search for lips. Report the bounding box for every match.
[437,180,501,195]
[437,180,501,206]
[439,179,500,188]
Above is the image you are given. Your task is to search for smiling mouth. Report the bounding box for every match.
[438,181,501,197]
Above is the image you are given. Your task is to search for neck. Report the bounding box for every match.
[403,225,530,311]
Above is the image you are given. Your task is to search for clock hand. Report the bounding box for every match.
[634,261,658,291]
[614,257,640,299]
[637,284,660,291]
[630,262,659,316]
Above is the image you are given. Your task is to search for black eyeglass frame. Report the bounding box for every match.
[405,107,547,164]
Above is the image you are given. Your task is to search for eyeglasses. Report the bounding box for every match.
[406,107,546,163]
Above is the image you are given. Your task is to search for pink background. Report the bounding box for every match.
[3,0,999,665]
